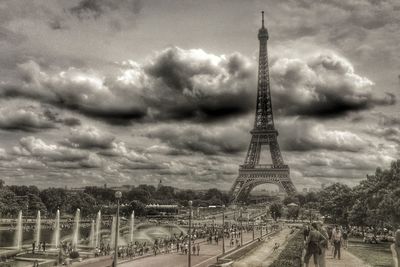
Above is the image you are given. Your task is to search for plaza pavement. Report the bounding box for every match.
[119,230,259,267]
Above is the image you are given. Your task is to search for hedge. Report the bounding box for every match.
[269,231,304,267]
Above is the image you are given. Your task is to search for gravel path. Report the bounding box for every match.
[233,227,294,267]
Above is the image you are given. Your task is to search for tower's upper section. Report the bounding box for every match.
[253,11,275,131]
[258,11,269,40]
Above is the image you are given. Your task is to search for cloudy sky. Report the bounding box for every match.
[0,0,399,190]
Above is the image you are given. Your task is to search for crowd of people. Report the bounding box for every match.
[91,221,275,261]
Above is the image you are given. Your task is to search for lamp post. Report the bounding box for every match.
[113,191,122,267]
[188,200,192,267]
[252,219,255,241]
[222,205,225,254]
[240,207,243,246]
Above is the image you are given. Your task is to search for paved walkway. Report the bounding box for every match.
[325,247,371,267]
[233,228,293,267]
[119,231,257,267]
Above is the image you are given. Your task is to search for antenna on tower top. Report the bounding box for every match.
[261,11,264,28]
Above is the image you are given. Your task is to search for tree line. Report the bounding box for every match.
[278,160,400,230]
[0,181,230,218]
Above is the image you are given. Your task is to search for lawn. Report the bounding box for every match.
[348,238,393,267]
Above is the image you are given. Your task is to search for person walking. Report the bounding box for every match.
[304,224,310,241]
[342,229,348,249]
[331,225,343,260]
[196,243,200,256]
[192,243,196,256]
[304,222,327,267]
[317,221,329,267]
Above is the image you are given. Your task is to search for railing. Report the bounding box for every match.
[240,164,289,169]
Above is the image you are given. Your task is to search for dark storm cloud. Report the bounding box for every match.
[143,47,255,121]
[2,47,392,125]
[42,108,82,127]
[270,53,395,118]
[146,123,248,155]
[0,60,148,123]
[70,0,143,19]
[0,48,255,124]
[62,117,81,127]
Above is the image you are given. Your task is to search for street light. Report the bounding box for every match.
[113,191,122,267]
[188,200,193,267]
[252,219,255,241]
[222,205,225,255]
[240,207,243,246]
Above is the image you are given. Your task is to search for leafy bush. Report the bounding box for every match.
[269,231,304,267]
[69,251,80,259]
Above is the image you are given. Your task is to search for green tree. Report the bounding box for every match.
[126,187,153,204]
[349,199,368,227]
[155,186,176,201]
[27,193,47,215]
[83,186,115,204]
[269,202,283,221]
[0,188,20,216]
[287,206,300,221]
[40,188,68,214]
[319,183,353,225]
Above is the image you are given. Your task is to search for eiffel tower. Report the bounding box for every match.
[230,12,296,204]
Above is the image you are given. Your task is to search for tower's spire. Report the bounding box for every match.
[261,11,264,28]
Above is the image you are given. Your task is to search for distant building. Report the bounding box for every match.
[109,185,133,192]
[145,204,179,216]
[157,179,163,190]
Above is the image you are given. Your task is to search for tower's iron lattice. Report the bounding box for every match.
[230,12,296,204]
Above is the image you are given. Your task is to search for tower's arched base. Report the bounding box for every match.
[230,165,296,204]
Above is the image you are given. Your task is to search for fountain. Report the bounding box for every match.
[14,211,23,249]
[89,220,95,247]
[95,210,101,248]
[52,209,60,248]
[130,211,135,242]
[72,208,80,249]
[36,210,41,246]
[110,216,125,246]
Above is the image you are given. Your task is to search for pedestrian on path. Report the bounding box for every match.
[304,222,327,267]
[342,229,348,249]
[317,221,329,267]
[196,243,200,256]
[331,225,342,260]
